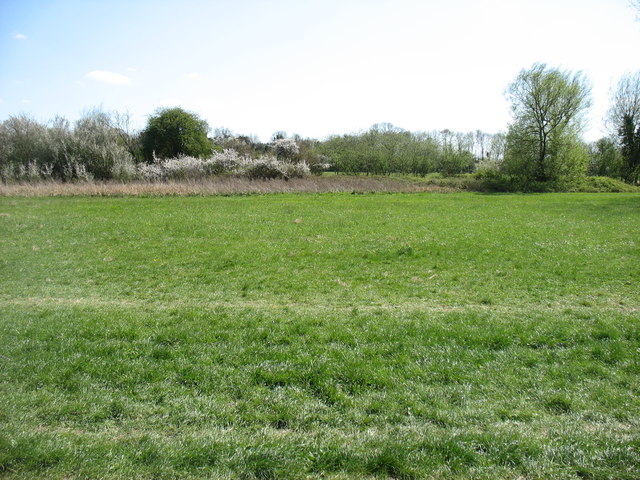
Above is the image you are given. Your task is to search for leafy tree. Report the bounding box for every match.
[140,107,211,161]
[589,137,623,178]
[607,71,640,183]
[504,64,591,182]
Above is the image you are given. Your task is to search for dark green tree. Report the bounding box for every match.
[608,72,640,183]
[141,107,211,161]
[589,137,623,178]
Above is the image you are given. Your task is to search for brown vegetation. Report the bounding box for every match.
[0,175,460,197]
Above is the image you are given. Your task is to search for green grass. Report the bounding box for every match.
[1,192,639,479]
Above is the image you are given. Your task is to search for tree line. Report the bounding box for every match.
[1,65,638,188]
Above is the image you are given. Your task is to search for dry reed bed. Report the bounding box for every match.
[0,176,458,196]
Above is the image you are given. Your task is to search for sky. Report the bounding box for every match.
[1,0,639,142]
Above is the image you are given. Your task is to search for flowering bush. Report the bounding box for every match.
[271,138,299,160]
[137,163,164,181]
[241,155,309,179]
[276,159,311,179]
[132,149,315,181]
[110,157,137,181]
[206,149,243,175]
[161,156,206,180]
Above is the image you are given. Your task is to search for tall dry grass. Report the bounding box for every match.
[0,176,460,197]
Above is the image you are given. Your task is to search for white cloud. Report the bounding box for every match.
[21,99,30,104]
[85,70,131,86]
[14,33,27,40]
[184,73,201,80]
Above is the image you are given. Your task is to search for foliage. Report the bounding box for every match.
[1,193,639,479]
[566,175,639,192]
[71,109,136,180]
[4,76,640,189]
[0,113,322,183]
[134,149,312,181]
[607,71,640,183]
[140,107,212,161]
[212,130,265,157]
[271,138,299,160]
[212,131,327,175]
[316,125,489,176]
[241,155,310,180]
[504,64,591,182]
[0,111,136,182]
[589,137,624,178]
[0,114,50,170]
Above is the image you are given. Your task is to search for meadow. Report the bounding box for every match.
[0,192,638,479]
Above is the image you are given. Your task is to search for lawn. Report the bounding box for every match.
[0,192,639,479]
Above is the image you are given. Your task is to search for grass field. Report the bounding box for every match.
[1,192,639,479]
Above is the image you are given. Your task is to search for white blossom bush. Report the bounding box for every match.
[162,156,206,179]
[240,155,310,179]
[277,159,311,179]
[15,161,48,182]
[137,163,164,181]
[110,157,138,181]
[133,149,312,181]
[206,149,243,175]
[70,110,135,180]
[137,157,205,181]
[240,156,285,179]
[271,138,299,160]
[62,160,93,182]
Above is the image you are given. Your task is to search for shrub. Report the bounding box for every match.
[276,160,310,179]
[137,163,164,182]
[140,107,212,161]
[110,157,138,181]
[0,115,50,177]
[309,154,331,175]
[0,111,135,182]
[241,155,309,180]
[206,149,243,175]
[271,138,300,161]
[474,164,514,192]
[130,149,311,182]
[566,176,638,192]
[589,137,623,178]
[71,110,135,180]
[161,156,206,180]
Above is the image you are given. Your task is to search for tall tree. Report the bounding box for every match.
[608,71,640,183]
[504,64,591,182]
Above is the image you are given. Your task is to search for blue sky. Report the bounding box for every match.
[1,0,639,141]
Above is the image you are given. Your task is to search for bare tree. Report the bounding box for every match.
[112,110,141,161]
